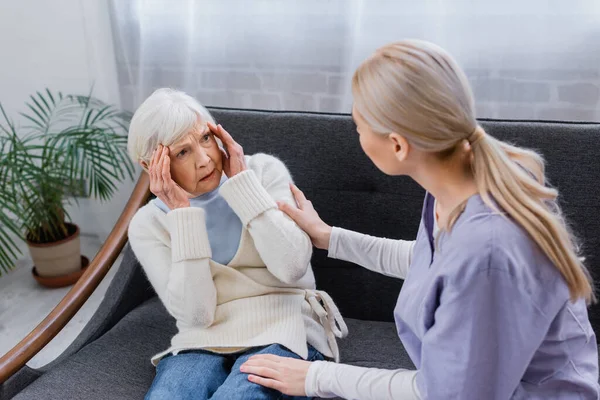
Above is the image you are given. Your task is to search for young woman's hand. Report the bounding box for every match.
[240,354,312,397]
[207,122,247,177]
[148,145,190,209]
[277,184,332,250]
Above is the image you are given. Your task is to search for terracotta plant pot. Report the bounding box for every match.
[32,256,89,288]
[27,223,81,278]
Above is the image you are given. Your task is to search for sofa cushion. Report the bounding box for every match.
[14,297,411,399]
[13,298,171,400]
[208,109,600,328]
[340,318,414,370]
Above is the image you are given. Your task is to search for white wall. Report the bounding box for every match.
[0,0,139,248]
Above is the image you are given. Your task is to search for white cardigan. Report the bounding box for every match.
[128,154,346,366]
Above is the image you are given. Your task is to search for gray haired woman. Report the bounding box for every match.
[127,88,346,400]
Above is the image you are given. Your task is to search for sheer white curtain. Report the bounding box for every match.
[110,0,600,121]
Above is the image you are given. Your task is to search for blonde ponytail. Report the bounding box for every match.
[468,127,594,303]
[352,39,595,303]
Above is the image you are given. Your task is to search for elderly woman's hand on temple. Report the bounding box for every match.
[148,144,191,209]
[208,122,246,177]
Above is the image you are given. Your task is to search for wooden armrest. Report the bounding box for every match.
[0,173,150,384]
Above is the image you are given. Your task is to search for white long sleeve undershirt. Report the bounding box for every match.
[305,227,421,400]
[328,227,415,280]
[306,360,420,400]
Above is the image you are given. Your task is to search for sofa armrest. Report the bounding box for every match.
[37,243,156,375]
[0,173,151,384]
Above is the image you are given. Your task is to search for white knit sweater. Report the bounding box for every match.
[128,153,347,366]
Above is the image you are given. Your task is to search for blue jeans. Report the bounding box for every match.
[145,344,324,400]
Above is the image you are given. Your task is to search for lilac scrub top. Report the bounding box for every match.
[395,193,599,399]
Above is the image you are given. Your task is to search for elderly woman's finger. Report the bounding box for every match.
[161,152,171,183]
[155,146,166,173]
[207,121,219,134]
[217,124,236,145]
[151,147,164,180]
[162,145,170,163]
[148,149,157,171]
[207,122,230,144]
[154,145,164,166]
[147,151,155,175]
[220,148,229,159]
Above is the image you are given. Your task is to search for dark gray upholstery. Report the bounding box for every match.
[11,297,410,400]
[4,109,599,399]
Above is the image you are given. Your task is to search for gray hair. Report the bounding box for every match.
[127,88,215,164]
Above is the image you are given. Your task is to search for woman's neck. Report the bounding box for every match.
[412,158,478,225]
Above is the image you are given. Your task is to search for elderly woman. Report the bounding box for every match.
[127,88,346,400]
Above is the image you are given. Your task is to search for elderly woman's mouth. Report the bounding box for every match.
[200,170,216,182]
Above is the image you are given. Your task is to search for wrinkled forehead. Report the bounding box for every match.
[170,122,206,144]
[168,120,222,150]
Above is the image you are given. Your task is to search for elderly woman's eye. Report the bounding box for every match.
[201,134,211,143]
[177,149,187,158]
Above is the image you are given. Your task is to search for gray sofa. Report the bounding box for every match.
[3,108,599,399]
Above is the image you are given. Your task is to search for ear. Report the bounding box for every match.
[388,133,410,162]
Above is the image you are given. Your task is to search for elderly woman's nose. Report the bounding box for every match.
[194,147,211,168]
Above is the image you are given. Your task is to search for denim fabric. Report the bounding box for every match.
[145,344,324,400]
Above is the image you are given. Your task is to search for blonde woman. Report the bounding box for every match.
[127,89,346,399]
[241,40,600,399]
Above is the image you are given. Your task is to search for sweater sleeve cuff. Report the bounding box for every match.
[167,207,212,263]
[219,170,277,226]
[327,227,344,259]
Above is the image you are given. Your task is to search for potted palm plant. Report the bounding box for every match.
[0,89,134,287]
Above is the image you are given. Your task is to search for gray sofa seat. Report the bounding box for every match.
[13,295,413,400]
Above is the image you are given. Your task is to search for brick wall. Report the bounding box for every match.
[469,68,600,121]
[118,63,600,122]
[112,1,600,122]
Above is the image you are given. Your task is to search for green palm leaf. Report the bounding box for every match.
[0,88,134,274]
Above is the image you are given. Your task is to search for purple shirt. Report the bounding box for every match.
[395,193,599,399]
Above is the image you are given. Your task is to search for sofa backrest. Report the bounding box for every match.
[209,108,600,328]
